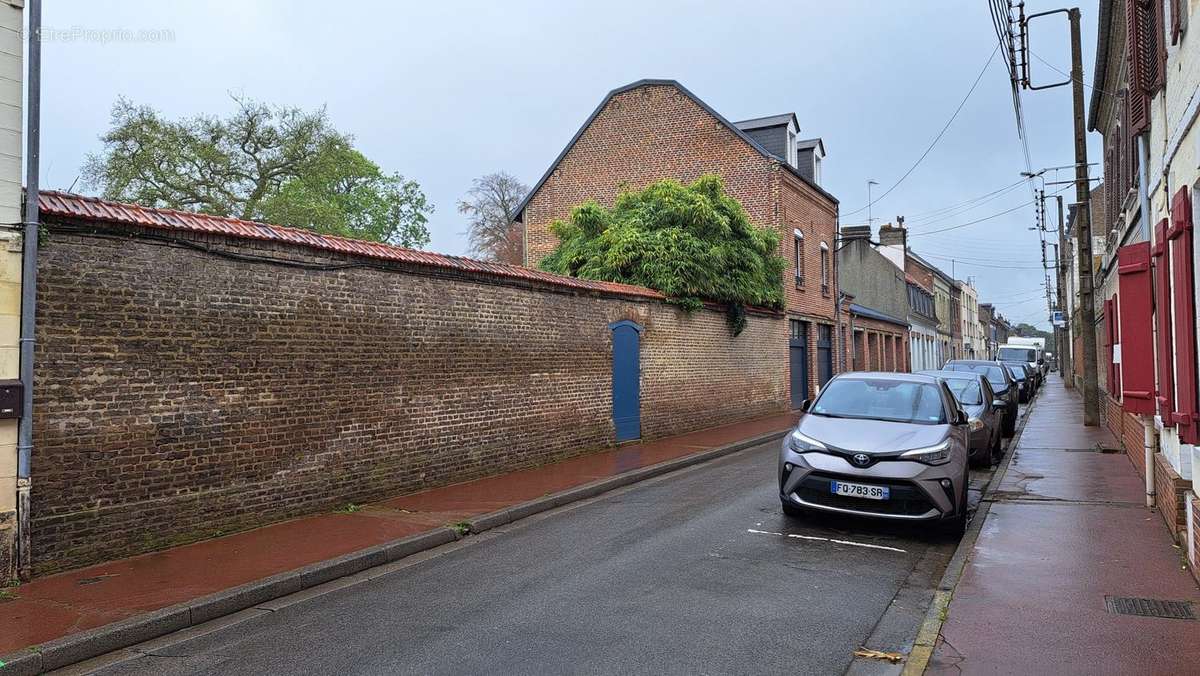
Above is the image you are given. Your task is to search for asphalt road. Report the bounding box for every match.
[72,434,1006,676]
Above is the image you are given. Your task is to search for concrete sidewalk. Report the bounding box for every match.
[927,376,1200,675]
[0,411,797,662]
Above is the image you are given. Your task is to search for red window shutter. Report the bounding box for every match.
[1104,298,1114,394]
[1153,0,1167,89]
[1126,0,1152,134]
[1121,92,1133,194]
[1169,187,1199,443]
[1112,294,1122,397]
[1153,218,1175,418]
[1173,0,1183,44]
[1118,242,1155,413]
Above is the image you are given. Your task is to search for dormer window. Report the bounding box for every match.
[787,130,797,167]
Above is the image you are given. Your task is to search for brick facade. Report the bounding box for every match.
[1153,452,1189,541]
[521,84,778,268]
[516,80,839,404]
[848,314,908,373]
[31,219,788,574]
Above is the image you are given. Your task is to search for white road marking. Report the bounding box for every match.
[746,528,908,553]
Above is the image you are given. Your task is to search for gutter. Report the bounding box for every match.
[16,0,40,580]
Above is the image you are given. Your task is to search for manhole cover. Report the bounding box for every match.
[1104,596,1197,620]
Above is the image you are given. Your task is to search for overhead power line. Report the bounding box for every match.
[907,200,1034,237]
[903,178,1029,223]
[841,44,999,217]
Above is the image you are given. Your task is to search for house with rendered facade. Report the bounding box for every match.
[1089,0,1200,578]
[837,222,911,373]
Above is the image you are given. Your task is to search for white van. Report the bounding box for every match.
[997,343,1043,385]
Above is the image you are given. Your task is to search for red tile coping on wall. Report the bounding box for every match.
[37,191,665,301]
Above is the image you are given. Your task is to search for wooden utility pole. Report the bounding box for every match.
[1069,7,1099,425]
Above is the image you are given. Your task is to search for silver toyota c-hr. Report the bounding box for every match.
[779,372,971,536]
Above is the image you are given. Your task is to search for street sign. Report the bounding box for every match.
[1051,310,1065,326]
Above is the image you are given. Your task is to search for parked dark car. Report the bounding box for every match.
[919,370,1004,467]
[1002,362,1032,403]
[941,360,1018,437]
[779,372,972,537]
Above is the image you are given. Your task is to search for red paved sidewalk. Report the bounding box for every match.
[0,412,796,656]
[928,377,1200,675]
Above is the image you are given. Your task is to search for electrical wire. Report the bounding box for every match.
[1029,50,1119,98]
[907,200,1035,237]
[841,43,1000,217]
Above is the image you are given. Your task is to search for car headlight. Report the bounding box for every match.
[968,418,984,432]
[788,429,827,453]
[900,440,952,465]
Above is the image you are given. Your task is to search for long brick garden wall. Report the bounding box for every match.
[31,222,787,574]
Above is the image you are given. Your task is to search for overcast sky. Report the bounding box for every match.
[41,1,1102,331]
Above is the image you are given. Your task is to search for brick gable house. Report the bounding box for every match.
[511,79,840,407]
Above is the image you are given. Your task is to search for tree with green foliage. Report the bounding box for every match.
[83,95,433,247]
[1012,322,1052,340]
[539,175,784,334]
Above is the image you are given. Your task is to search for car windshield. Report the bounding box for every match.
[1004,364,1026,381]
[998,347,1036,362]
[944,362,1006,389]
[811,378,947,425]
[943,378,983,405]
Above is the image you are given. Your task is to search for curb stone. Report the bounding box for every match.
[0,428,789,674]
[899,387,1040,676]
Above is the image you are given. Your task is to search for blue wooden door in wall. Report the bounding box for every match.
[610,321,642,442]
[789,319,809,408]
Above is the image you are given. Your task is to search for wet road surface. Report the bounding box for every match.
[71,421,1019,675]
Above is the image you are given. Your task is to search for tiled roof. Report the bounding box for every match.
[37,191,665,300]
[848,303,909,328]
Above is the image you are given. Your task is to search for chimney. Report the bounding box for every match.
[877,219,907,272]
[841,225,872,241]
[879,219,907,249]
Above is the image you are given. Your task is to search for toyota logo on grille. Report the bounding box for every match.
[851,453,871,467]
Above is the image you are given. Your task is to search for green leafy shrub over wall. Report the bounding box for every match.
[538,175,785,334]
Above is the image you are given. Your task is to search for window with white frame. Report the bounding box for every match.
[819,242,830,294]
[793,228,804,287]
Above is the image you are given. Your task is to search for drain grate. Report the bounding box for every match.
[1104,596,1197,620]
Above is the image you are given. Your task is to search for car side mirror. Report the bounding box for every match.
[800,399,811,412]
[992,399,1006,410]
[1037,358,1045,364]
[954,409,969,425]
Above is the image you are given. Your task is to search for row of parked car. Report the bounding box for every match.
[778,355,1045,539]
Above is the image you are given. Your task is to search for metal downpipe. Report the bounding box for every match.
[16,0,41,580]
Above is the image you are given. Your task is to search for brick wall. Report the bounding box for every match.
[1154,452,1189,541]
[31,223,788,574]
[1188,492,1200,584]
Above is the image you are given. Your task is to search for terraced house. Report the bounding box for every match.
[511,79,841,408]
[1088,0,1200,581]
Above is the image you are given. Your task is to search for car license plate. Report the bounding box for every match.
[831,480,889,500]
